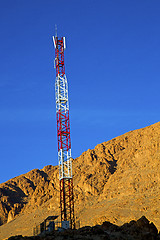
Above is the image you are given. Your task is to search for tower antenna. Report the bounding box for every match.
[55,24,57,37]
[52,31,75,229]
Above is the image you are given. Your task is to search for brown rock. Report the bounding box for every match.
[0,122,160,239]
[7,203,22,223]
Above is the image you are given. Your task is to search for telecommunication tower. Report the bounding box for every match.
[52,32,75,229]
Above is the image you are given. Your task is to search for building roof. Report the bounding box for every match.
[44,216,58,222]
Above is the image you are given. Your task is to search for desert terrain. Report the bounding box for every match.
[0,122,160,239]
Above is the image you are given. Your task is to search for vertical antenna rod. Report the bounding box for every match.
[55,24,57,37]
[52,31,75,229]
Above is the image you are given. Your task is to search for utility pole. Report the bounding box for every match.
[52,31,75,229]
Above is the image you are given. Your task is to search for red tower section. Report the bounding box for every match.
[53,35,75,229]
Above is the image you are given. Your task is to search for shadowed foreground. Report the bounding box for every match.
[7,216,160,240]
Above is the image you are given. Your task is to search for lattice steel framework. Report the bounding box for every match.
[52,34,75,229]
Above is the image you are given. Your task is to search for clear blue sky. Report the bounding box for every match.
[0,0,160,183]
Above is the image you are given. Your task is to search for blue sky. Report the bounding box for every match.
[0,0,160,183]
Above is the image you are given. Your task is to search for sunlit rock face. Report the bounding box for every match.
[0,122,160,239]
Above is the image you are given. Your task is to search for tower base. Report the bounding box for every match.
[60,178,75,229]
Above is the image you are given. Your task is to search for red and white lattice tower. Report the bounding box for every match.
[52,33,75,229]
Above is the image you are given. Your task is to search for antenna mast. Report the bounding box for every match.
[52,31,75,229]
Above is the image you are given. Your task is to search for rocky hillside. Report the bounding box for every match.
[0,122,160,239]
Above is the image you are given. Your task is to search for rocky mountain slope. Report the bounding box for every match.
[0,122,160,239]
